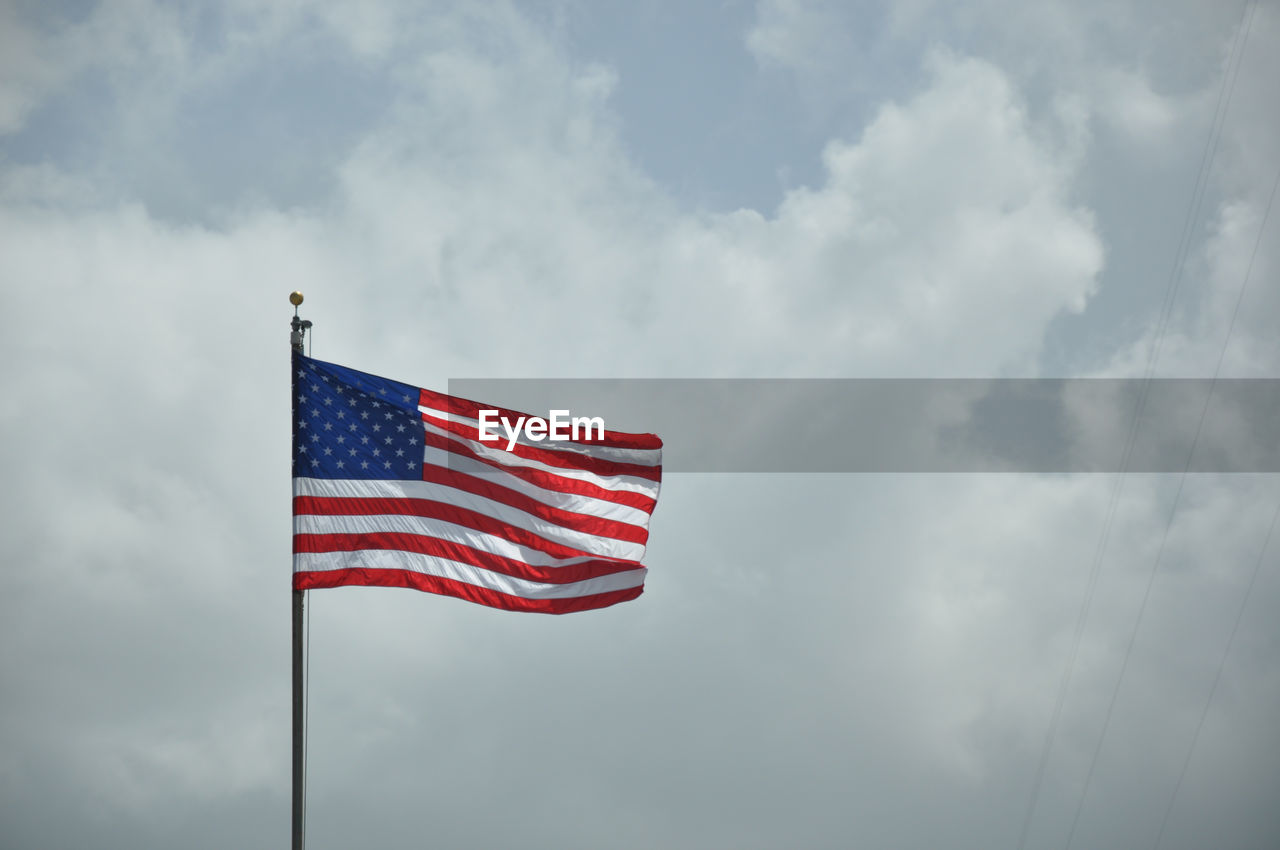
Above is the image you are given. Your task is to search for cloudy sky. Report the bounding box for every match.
[2,1,1278,848]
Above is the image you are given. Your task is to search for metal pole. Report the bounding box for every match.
[289,291,308,850]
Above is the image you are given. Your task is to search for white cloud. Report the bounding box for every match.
[746,0,855,76]
[322,44,1103,378]
[1091,67,1184,149]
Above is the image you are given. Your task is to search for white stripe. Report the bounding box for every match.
[420,418,662,497]
[295,513,622,570]
[420,445,653,526]
[294,549,647,599]
[419,404,662,466]
[294,477,649,561]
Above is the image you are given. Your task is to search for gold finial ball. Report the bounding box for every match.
[289,291,304,306]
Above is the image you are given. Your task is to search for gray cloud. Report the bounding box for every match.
[1,2,1277,849]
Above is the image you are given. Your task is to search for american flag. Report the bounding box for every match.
[291,354,663,613]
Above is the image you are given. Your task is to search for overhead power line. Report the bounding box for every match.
[1015,2,1262,847]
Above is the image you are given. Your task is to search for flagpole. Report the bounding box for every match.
[289,291,310,850]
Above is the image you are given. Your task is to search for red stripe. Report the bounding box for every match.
[420,404,662,483]
[422,429,658,512]
[293,495,639,559]
[418,462,649,544]
[293,568,644,614]
[418,388,663,451]
[293,531,639,584]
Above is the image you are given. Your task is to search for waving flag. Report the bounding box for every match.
[291,354,663,613]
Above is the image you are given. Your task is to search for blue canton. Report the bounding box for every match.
[293,353,423,480]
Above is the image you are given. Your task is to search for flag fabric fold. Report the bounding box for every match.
[291,354,662,613]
